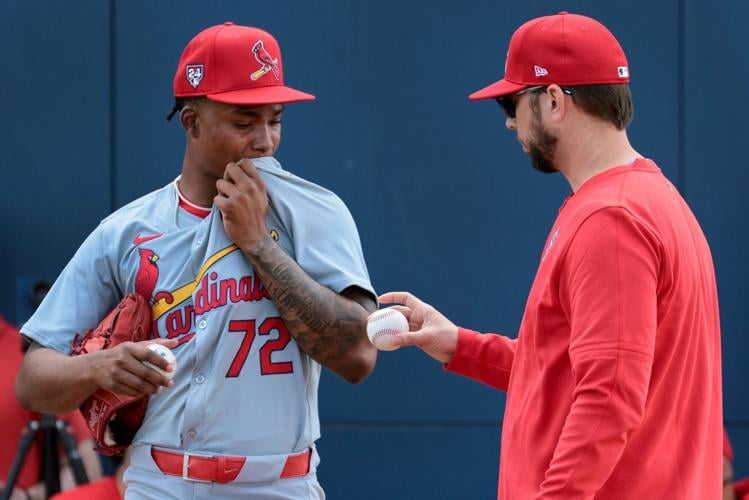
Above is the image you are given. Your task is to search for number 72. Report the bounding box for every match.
[225,318,294,377]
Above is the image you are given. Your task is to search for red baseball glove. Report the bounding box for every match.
[70,293,152,456]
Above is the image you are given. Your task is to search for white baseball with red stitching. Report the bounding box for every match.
[366,308,409,351]
[143,343,177,381]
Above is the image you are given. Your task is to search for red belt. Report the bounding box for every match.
[151,448,311,483]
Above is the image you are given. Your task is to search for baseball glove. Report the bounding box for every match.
[70,293,152,456]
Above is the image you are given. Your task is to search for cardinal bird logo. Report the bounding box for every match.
[135,248,160,302]
[250,40,280,81]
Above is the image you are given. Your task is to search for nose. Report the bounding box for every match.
[505,116,516,130]
[251,126,274,155]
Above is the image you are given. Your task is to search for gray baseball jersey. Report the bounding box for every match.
[21,156,373,474]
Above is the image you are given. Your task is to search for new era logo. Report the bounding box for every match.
[534,65,549,77]
[618,66,629,78]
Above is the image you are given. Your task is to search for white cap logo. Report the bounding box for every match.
[618,66,629,78]
[534,65,549,77]
[186,64,204,88]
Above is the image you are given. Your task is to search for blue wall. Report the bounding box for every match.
[2,1,747,498]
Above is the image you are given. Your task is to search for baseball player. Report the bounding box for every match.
[16,22,377,499]
[380,12,722,499]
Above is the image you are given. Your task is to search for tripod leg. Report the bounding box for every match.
[42,416,61,497]
[1,421,41,500]
[55,419,89,485]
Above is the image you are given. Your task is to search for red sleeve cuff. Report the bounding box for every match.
[443,327,515,391]
[444,327,480,372]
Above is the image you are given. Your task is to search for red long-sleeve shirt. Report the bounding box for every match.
[447,159,722,499]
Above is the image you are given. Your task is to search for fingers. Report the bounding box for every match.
[223,162,265,191]
[148,343,177,379]
[148,338,179,349]
[390,331,423,347]
[125,346,173,386]
[216,163,268,214]
[214,169,245,213]
[132,361,174,390]
[378,291,425,309]
[391,327,457,364]
[386,305,423,331]
[108,383,143,398]
[97,343,174,396]
[379,292,433,330]
[110,366,163,396]
[236,158,261,179]
[222,159,258,180]
[222,163,253,190]
[213,193,229,213]
[135,344,172,372]
[216,178,240,198]
[387,305,413,318]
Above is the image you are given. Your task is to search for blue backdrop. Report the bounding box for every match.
[2,1,747,498]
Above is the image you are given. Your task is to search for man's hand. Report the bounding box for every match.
[88,338,177,397]
[215,158,271,254]
[378,292,459,363]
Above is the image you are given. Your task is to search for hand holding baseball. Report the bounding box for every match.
[214,158,270,254]
[377,291,459,363]
[142,343,177,382]
[367,308,410,351]
[90,338,178,397]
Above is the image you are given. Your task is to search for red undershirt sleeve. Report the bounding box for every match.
[536,207,661,498]
[444,327,517,392]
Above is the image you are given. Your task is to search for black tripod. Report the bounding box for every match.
[1,414,89,500]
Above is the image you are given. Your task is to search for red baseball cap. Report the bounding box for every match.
[174,22,315,105]
[470,12,629,100]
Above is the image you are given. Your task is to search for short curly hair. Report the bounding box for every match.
[166,96,206,121]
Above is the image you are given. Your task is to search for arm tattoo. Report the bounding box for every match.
[244,237,372,365]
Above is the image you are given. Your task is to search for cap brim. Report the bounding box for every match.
[469,78,528,101]
[207,85,315,105]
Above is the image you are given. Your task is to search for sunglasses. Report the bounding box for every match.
[496,86,573,119]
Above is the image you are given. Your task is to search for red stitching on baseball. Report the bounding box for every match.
[372,328,402,341]
[371,310,400,321]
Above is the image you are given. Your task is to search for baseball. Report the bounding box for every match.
[143,343,177,381]
[367,308,409,351]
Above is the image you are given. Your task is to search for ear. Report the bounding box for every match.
[180,106,200,138]
[546,84,568,123]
